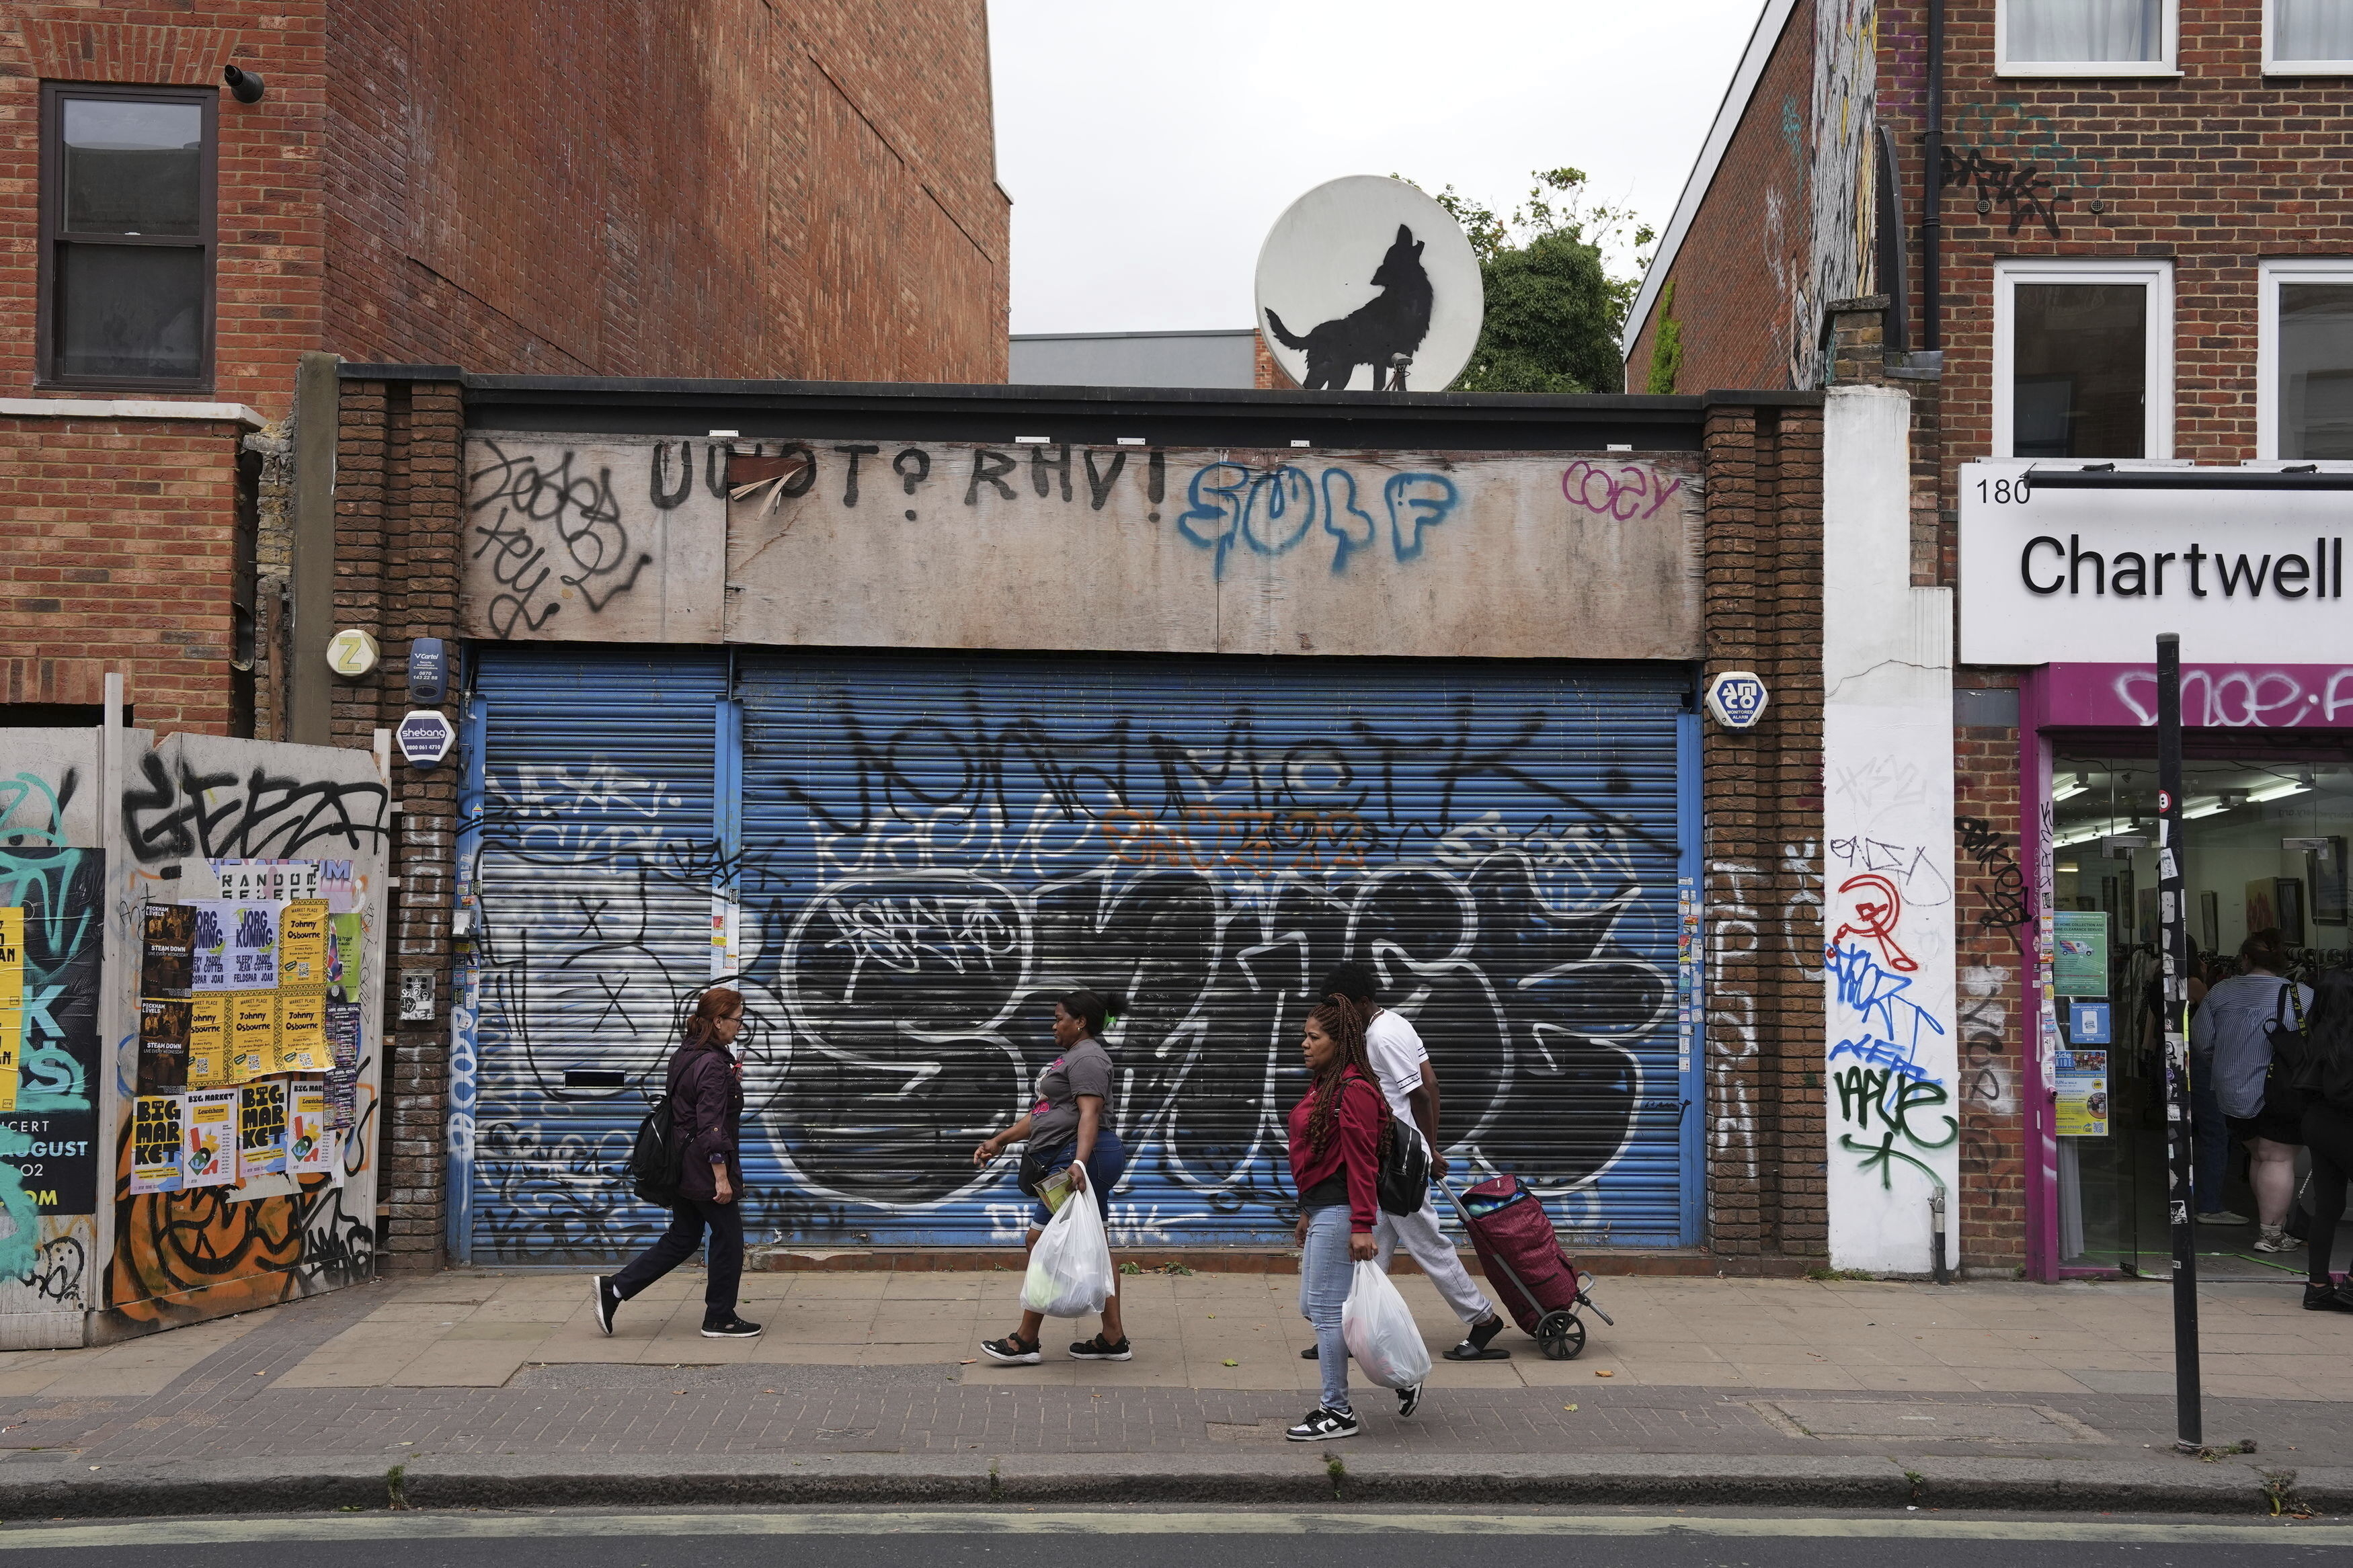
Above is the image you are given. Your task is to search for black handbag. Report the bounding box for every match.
[2264,981,2316,1121]
[1017,1141,1075,1198]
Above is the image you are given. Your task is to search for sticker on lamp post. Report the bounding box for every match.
[1704,671,1769,729]
[397,709,456,770]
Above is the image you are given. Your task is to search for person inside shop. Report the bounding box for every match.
[2297,966,2353,1313]
[1283,997,1422,1442]
[972,989,1131,1364]
[594,987,763,1339]
[2190,930,2311,1253]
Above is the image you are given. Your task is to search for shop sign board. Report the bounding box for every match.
[1959,462,2352,664]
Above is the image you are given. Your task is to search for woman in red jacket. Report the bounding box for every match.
[1284,997,1419,1441]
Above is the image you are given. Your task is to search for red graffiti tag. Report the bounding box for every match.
[1830,872,1916,973]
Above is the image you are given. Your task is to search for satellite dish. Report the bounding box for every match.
[1254,175,1483,393]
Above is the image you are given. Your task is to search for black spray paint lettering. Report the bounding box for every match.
[1955,814,2028,951]
[1031,443,1072,502]
[122,751,388,866]
[965,449,1019,505]
[467,442,653,637]
[834,446,879,506]
[1941,145,2061,239]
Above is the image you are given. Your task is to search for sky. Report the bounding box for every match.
[988,0,1767,336]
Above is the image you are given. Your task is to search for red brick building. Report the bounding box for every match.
[0,1,1008,739]
[1632,0,2353,1280]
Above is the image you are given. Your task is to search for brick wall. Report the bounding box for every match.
[1699,395,1829,1268]
[324,0,1008,383]
[0,6,329,417]
[333,371,464,1270]
[1876,2,2353,503]
[1625,1,1816,395]
[0,415,245,733]
[1952,692,2028,1270]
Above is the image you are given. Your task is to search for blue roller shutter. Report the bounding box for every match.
[463,648,728,1264]
[735,651,1696,1249]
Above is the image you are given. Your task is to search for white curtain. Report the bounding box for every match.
[2276,0,2353,63]
[2007,0,2162,62]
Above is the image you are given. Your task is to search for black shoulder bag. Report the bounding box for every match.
[2262,981,2315,1122]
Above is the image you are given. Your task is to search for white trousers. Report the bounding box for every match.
[1373,1195,1494,1325]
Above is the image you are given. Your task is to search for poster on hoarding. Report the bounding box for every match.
[0,907,20,1113]
[183,1088,239,1187]
[2056,1050,2110,1138]
[274,987,330,1074]
[131,1094,186,1192]
[212,860,319,905]
[278,899,329,986]
[287,1080,334,1174]
[141,903,196,993]
[229,991,277,1082]
[187,993,229,1087]
[239,1080,287,1176]
[326,913,365,1003]
[324,1001,362,1130]
[136,997,190,1094]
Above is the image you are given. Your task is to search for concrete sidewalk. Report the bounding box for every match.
[1,1268,2348,1518]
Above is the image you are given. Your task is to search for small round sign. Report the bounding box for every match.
[326,628,379,677]
[397,709,456,770]
[1255,175,1483,393]
[1704,671,1770,730]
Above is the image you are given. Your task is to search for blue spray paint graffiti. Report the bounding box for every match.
[1176,464,1461,577]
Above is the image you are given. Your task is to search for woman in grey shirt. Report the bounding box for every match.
[2190,929,2312,1253]
[971,989,1130,1364]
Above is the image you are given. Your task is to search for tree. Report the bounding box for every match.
[1401,168,1653,395]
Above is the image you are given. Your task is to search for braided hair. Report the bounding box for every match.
[1304,995,1391,1161]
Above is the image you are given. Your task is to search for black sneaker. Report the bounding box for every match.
[981,1333,1041,1364]
[592,1276,620,1337]
[1069,1333,1133,1361]
[1397,1382,1423,1419]
[1285,1404,1360,1442]
[1300,1345,1320,1360]
[701,1315,764,1338]
[2304,1281,2353,1313]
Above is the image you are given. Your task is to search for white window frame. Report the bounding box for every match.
[1996,0,2181,76]
[1992,259,2174,462]
[2257,259,2353,458]
[2264,0,2353,73]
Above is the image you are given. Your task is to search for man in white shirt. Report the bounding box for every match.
[1319,964,1510,1360]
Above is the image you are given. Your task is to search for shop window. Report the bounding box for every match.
[2048,753,2350,1273]
[1999,0,2177,75]
[2259,261,2353,459]
[38,83,216,390]
[2267,0,2353,71]
[1994,261,2172,460]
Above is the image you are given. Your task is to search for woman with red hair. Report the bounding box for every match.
[594,987,762,1339]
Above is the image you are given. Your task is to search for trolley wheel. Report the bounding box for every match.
[1536,1309,1586,1360]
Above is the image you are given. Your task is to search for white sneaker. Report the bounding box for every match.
[2196,1210,2251,1225]
[2253,1225,2295,1253]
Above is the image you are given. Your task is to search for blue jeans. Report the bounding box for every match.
[1298,1205,1353,1413]
[1027,1130,1127,1229]
[2192,1054,2229,1212]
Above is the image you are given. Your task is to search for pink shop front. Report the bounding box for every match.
[2019,663,2353,1278]
[1961,464,2353,1281]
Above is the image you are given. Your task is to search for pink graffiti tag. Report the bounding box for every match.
[1829,872,1916,973]
[1559,460,1685,522]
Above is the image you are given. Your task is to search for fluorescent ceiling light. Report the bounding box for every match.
[2184,797,2229,819]
[2249,780,2309,804]
[2052,774,2089,802]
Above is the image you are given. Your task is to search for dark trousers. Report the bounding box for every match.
[608,1196,743,1321]
[2306,1104,2353,1286]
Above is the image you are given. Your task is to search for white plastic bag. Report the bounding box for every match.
[1021,1184,1115,1317]
[1341,1260,1431,1390]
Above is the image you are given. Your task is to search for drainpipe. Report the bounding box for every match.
[1923,0,1944,352]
